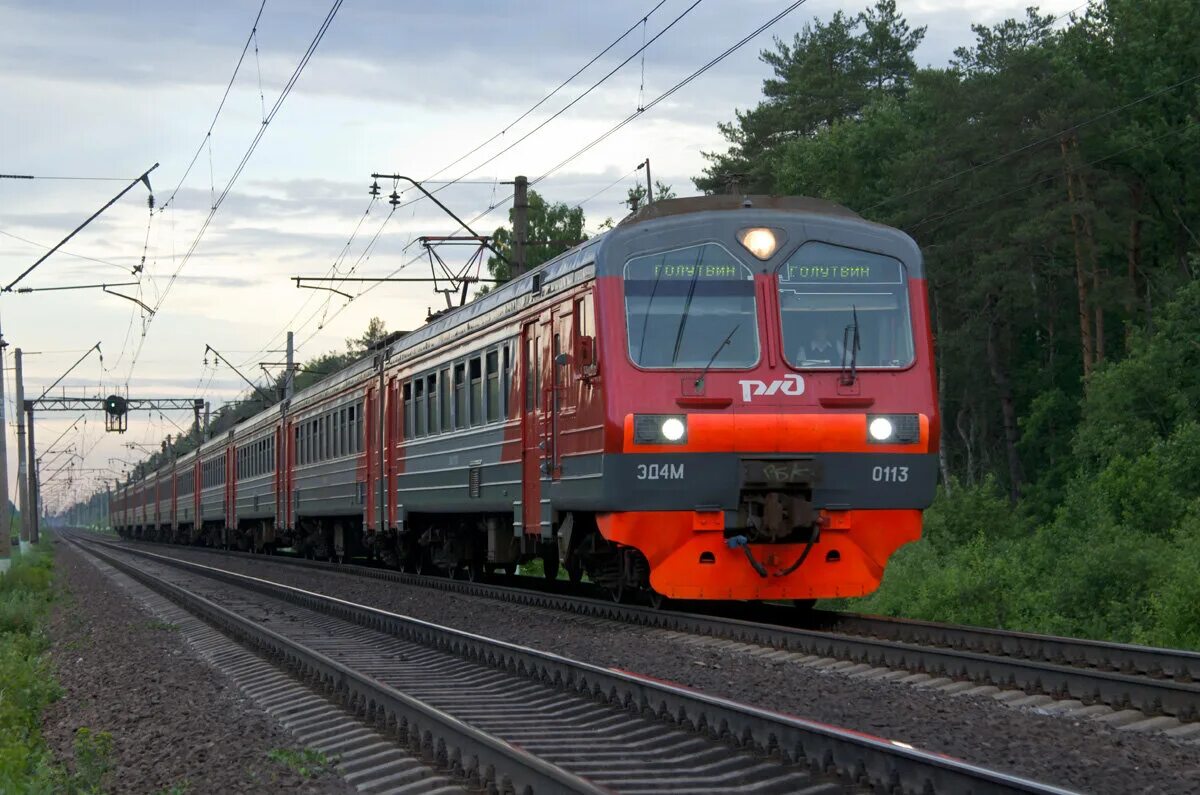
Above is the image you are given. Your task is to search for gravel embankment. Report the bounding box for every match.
[44,541,354,794]
[145,543,1200,795]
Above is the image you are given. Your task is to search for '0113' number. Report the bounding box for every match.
[872,465,909,483]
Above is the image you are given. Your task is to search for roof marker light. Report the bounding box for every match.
[737,227,779,260]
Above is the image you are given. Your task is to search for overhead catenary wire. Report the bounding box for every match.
[530,0,812,187]
[421,0,670,185]
[158,0,270,213]
[0,174,139,182]
[126,0,345,384]
[298,0,811,348]
[573,166,641,209]
[0,229,132,272]
[391,0,705,213]
[250,1,678,361]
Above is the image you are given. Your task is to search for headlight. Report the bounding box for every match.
[867,414,920,444]
[633,414,688,445]
[661,417,686,441]
[737,227,784,260]
[868,417,894,441]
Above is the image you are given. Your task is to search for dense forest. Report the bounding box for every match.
[697,0,1199,646]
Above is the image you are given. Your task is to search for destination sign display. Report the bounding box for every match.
[780,241,905,285]
[780,258,902,284]
[625,243,754,281]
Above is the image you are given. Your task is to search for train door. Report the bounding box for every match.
[549,301,578,476]
[365,384,379,533]
[385,375,399,531]
[520,319,547,536]
[281,420,293,532]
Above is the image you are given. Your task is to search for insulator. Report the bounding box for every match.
[369,180,380,197]
[389,190,401,207]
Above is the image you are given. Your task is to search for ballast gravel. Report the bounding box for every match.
[44,541,354,794]
[127,543,1200,794]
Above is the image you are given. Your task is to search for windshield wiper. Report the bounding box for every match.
[839,305,861,386]
[635,263,665,363]
[669,250,705,366]
[695,323,739,391]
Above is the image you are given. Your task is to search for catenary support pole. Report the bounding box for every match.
[513,175,528,278]
[0,337,10,560]
[285,331,295,401]
[25,400,37,544]
[13,349,27,546]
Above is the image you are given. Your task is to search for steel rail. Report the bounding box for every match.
[806,611,1200,682]
[100,533,1200,722]
[67,536,602,795]
[73,534,1075,795]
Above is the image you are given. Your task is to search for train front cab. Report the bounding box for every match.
[591,197,939,601]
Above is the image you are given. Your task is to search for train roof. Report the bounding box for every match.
[618,194,863,226]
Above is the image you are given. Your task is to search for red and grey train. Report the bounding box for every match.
[112,195,938,603]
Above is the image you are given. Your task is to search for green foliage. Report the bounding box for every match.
[486,190,587,285]
[760,0,1200,647]
[623,180,677,212]
[266,748,335,779]
[0,544,66,793]
[64,728,114,794]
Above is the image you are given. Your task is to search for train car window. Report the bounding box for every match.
[403,381,413,439]
[469,356,483,426]
[776,242,914,369]
[327,413,334,459]
[501,344,512,418]
[623,243,759,369]
[426,373,439,436]
[486,350,500,423]
[414,378,426,438]
[341,408,349,456]
[355,401,364,452]
[454,363,467,430]
[440,368,452,432]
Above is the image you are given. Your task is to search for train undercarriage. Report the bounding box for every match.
[118,509,665,604]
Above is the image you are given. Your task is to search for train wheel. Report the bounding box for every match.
[609,580,625,603]
[647,590,669,610]
[565,558,583,585]
[465,560,485,582]
[543,554,560,581]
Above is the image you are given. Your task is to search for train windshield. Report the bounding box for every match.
[624,243,759,369]
[777,242,914,369]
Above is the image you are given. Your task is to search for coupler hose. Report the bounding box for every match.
[725,535,768,578]
[774,535,816,577]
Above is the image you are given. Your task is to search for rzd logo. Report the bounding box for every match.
[739,374,805,403]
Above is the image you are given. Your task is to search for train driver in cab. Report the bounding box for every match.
[797,320,844,365]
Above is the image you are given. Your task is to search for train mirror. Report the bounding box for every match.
[554,352,570,367]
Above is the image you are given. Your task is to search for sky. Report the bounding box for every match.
[0,0,1085,514]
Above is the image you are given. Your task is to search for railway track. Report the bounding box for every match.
[101,532,1200,729]
[68,533,1071,794]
